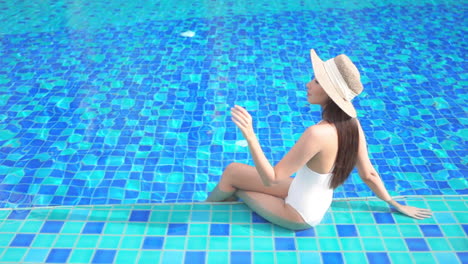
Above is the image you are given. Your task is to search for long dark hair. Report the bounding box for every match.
[322,99,359,189]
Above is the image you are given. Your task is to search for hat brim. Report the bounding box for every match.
[310,49,357,118]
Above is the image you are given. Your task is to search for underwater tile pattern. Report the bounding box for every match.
[0,0,466,208]
[0,196,467,264]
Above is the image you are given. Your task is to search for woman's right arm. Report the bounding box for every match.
[356,120,432,220]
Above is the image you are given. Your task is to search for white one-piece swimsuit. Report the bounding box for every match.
[285,164,334,226]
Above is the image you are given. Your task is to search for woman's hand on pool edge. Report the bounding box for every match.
[392,202,433,220]
[231,105,255,140]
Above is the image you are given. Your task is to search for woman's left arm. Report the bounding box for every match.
[231,105,320,186]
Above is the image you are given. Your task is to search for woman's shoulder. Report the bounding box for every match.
[305,121,337,138]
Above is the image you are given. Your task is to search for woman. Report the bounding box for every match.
[206,49,432,230]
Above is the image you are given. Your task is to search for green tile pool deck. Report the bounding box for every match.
[0,196,466,264]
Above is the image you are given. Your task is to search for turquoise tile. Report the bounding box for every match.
[251,224,273,236]
[146,223,168,235]
[412,252,437,264]
[434,252,461,264]
[315,225,338,236]
[187,237,208,250]
[150,211,170,222]
[188,224,209,236]
[31,234,57,247]
[161,251,183,264]
[362,238,386,251]
[24,248,49,263]
[109,210,132,221]
[48,209,70,220]
[98,235,121,249]
[388,252,413,264]
[352,212,376,224]
[170,212,190,222]
[231,224,252,236]
[446,201,466,211]
[453,212,468,223]
[440,225,465,236]
[231,211,251,222]
[68,249,94,263]
[125,223,147,235]
[383,238,408,251]
[62,222,86,233]
[230,237,251,250]
[340,237,363,251]
[254,252,275,263]
[164,237,186,250]
[103,222,126,235]
[299,252,321,263]
[0,220,23,232]
[0,211,10,220]
[447,238,468,251]
[54,234,78,248]
[357,225,380,237]
[333,212,354,224]
[211,211,230,222]
[120,236,143,249]
[253,237,274,250]
[19,221,44,233]
[115,250,139,264]
[343,252,367,264]
[378,225,400,237]
[208,237,229,250]
[76,235,100,248]
[319,238,341,251]
[138,251,161,264]
[1,248,27,262]
[88,210,110,221]
[207,251,229,264]
[276,252,297,263]
[399,225,423,237]
[426,238,452,251]
[0,234,14,246]
[426,201,449,211]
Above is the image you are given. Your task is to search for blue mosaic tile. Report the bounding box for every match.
[40,221,64,233]
[45,248,71,263]
[336,225,358,237]
[405,238,430,251]
[231,252,251,264]
[142,236,164,250]
[366,252,391,264]
[129,210,150,222]
[185,251,206,264]
[167,224,188,236]
[82,222,105,234]
[210,224,230,236]
[420,225,444,237]
[7,210,30,220]
[275,238,296,251]
[10,234,35,247]
[373,213,396,224]
[91,250,116,264]
[321,252,344,264]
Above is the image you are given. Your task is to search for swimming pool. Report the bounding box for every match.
[1,0,466,209]
[0,0,467,263]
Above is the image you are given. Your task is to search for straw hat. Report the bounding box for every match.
[310,49,363,118]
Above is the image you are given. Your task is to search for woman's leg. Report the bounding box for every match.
[206,162,310,230]
[236,190,311,230]
[206,162,292,202]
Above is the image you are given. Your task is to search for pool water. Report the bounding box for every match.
[0,0,466,209]
[0,0,466,263]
